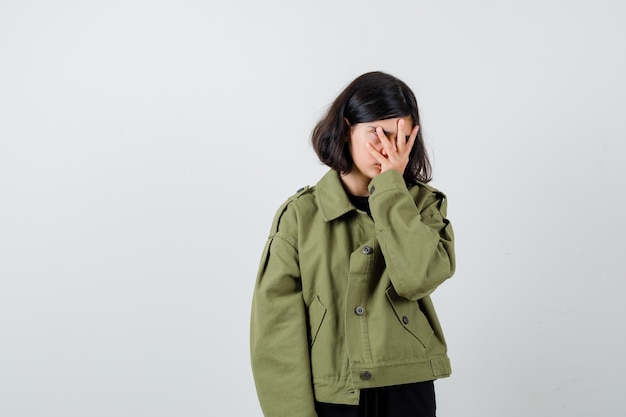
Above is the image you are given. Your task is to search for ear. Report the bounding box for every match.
[343,118,353,142]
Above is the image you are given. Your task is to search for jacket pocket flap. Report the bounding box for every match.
[386,286,434,348]
[308,295,327,347]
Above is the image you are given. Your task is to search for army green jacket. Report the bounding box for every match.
[250,169,455,417]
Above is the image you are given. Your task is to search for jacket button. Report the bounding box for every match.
[369,186,375,194]
[402,316,409,324]
[361,371,372,380]
[355,306,365,315]
[362,246,372,255]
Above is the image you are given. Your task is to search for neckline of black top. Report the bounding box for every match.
[348,194,371,216]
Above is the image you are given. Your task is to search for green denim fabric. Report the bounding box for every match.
[250,169,455,417]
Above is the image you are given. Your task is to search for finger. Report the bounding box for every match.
[365,142,387,164]
[396,119,406,153]
[405,125,419,154]
[376,126,395,154]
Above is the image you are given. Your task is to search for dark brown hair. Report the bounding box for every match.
[311,71,432,184]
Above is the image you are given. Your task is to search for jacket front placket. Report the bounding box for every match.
[344,213,379,386]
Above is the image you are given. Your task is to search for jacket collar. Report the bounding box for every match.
[316,169,356,222]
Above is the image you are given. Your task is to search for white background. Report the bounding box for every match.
[1,1,625,416]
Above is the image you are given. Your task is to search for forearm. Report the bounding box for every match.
[369,170,455,300]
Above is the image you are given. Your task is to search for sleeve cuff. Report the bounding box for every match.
[368,170,408,198]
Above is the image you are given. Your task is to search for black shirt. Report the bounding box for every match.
[348,194,371,217]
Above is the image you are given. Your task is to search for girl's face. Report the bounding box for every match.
[348,116,413,182]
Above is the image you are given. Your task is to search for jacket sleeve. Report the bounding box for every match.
[250,202,318,417]
[369,170,455,301]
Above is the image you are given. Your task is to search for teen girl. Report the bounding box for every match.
[250,71,455,417]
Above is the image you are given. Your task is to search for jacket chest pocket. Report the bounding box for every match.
[307,296,327,347]
[385,286,434,348]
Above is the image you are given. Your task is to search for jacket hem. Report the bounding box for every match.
[313,356,451,405]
